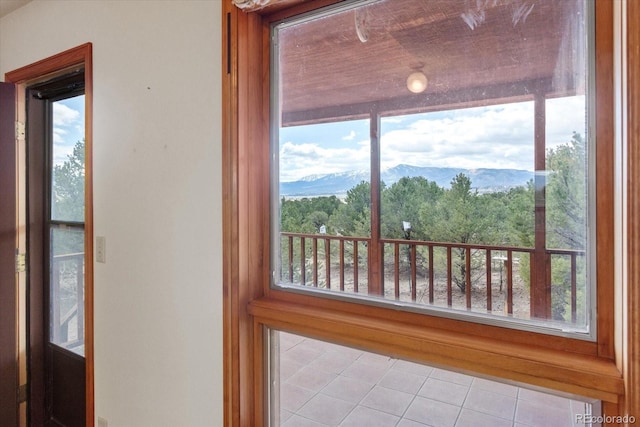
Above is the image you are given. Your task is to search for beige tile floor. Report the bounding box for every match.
[276,332,596,427]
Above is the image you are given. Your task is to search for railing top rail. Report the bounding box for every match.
[381,239,584,255]
[545,248,586,256]
[280,232,370,242]
[52,252,85,260]
[380,238,535,253]
[280,232,585,256]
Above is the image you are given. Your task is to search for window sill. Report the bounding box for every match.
[248,296,623,403]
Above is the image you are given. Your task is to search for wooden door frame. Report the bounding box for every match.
[624,0,640,418]
[25,83,47,425]
[0,82,18,426]
[5,43,94,427]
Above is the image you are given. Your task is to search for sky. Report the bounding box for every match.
[52,95,85,166]
[279,96,587,183]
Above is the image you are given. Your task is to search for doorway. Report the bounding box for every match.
[3,43,94,427]
[26,73,86,427]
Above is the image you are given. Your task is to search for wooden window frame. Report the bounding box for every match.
[222,1,639,425]
[5,43,94,427]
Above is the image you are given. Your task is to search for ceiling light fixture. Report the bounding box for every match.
[406,71,428,94]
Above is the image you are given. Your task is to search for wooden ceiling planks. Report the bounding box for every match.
[276,0,583,126]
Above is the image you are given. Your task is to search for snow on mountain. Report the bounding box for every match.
[280,164,533,197]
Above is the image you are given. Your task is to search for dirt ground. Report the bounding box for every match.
[304,261,532,321]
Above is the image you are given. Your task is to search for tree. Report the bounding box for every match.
[280,197,305,232]
[420,174,497,292]
[546,132,587,250]
[52,139,85,223]
[545,132,587,321]
[51,140,85,258]
[278,195,342,284]
[381,176,443,240]
[280,195,341,233]
[505,182,535,248]
[329,181,372,237]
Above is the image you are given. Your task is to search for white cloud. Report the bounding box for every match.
[279,97,586,179]
[53,128,68,144]
[342,130,356,141]
[53,146,75,166]
[53,103,80,126]
[52,102,82,165]
[53,102,82,145]
[280,140,370,181]
[380,103,536,170]
[546,96,587,148]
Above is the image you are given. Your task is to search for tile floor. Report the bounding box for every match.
[276,332,596,427]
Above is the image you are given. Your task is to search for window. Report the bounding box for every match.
[271,330,600,426]
[223,1,634,425]
[49,93,86,355]
[271,0,594,337]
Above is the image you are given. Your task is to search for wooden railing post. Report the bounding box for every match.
[52,257,61,343]
[410,244,417,302]
[368,111,383,296]
[394,243,400,299]
[76,255,84,343]
[532,92,551,319]
[353,240,359,293]
[506,251,514,315]
[287,236,293,282]
[300,237,306,285]
[465,247,472,309]
[324,238,331,289]
[571,254,577,323]
[446,247,452,307]
[486,250,492,312]
[428,246,434,304]
[312,238,318,286]
[339,240,345,291]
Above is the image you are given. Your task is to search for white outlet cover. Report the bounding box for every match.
[96,236,106,263]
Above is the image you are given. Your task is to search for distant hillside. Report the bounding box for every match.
[280,164,533,197]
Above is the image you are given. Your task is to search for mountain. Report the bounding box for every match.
[280,164,533,197]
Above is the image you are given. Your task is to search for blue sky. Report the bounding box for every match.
[53,95,85,166]
[279,96,587,182]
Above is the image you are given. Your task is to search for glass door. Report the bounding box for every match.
[27,76,86,427]
[49,94,86,357]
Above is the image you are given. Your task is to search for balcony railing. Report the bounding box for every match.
[51,252,84,354]
[279,232,586,323]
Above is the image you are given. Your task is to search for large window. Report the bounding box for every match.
[271,0,594,337]
[223,0,634,425]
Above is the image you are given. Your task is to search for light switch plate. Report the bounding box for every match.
[96,236,106,263]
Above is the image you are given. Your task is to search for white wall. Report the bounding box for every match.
[0,1,223,425]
